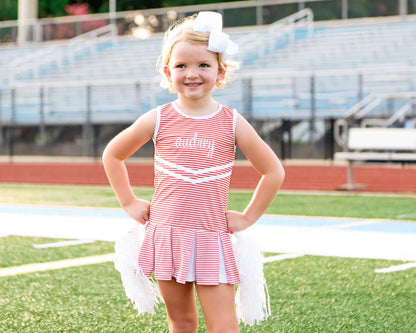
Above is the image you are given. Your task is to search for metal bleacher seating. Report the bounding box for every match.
[257,20,416,70]
[2,13,416,127]
[244,17,416,121]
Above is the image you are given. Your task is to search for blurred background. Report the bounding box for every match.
[0,0,415,162]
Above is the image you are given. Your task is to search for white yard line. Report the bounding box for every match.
[1,206,416,266]
[374,262,416,273]
[33,239,95,249]
[252,221,416,262]
[0,253,115,277]
[258,219,381,238]
[263,253,304,263]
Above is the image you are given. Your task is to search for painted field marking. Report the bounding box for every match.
[263,253,304,263]
[397,213,416,219]
[33,239,95,249]
[0,253,114,277]
[259,219,381,238]
[374,262,416,274]
[334,219,381,229]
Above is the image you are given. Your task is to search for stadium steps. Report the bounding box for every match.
[1,16,416,126]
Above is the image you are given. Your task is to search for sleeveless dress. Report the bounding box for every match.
[138,101,240,286]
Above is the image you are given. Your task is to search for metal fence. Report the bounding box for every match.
[1,65,415,129]
[1,66,415,158]
[1,0,414,44]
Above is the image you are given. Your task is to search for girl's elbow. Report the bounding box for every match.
[278,160,285,180]
[272,158,285,188]
[102,145,111,164]
[278,167,285,188]
[102,144,117,167]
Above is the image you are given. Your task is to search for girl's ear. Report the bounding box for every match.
[217,65,225,83]
[163,66,172,82]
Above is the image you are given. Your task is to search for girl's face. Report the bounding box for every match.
[164,41,225,102]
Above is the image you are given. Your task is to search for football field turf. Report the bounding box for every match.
[0,184,415,332]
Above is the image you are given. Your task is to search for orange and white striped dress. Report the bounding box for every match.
[138,101,240,285]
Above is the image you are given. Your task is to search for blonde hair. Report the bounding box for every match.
[157,14,239,93]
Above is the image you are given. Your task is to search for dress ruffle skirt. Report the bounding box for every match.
[138,222,239,285]
[114,223,270,326]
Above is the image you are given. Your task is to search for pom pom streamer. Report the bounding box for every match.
[114,225,269,325]
[113,224,162,315]
[232,231,271,325]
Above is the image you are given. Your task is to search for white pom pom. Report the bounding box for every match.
[114,225,162,315]
[232,230,271,326]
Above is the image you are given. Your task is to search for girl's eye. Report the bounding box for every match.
[200,63,209,68]
[176,64,185,68]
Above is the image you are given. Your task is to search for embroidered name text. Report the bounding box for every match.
[175,132,215,157]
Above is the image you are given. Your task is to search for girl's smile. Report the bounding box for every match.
[164,41,225,105]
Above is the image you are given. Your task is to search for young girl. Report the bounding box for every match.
[103,11,285,333]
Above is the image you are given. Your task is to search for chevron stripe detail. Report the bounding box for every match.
[155,156,233,184]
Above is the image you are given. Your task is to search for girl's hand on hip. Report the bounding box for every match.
[122,199,151,224]
[226,210,254,233]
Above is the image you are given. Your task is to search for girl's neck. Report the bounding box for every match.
[175,97,218,117]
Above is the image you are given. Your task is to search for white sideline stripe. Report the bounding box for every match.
[0,253,115,277]
[258,219,380,238]
[33,239,95,249]
[263,253,304,263]
[374,262,416,273]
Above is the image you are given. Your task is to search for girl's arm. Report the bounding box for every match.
[102,109,157,224]
[226,113,285,233]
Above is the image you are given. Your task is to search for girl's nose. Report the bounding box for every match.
[186,68,198,79]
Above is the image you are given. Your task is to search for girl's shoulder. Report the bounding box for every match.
[137,107,158,124]
[156,102,178,118]
[221,104,237,114]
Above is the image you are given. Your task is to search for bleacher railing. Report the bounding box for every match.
[237,8,313,62]
[0,0,311,44]
[269,7,313,38]
[334,91,416,148]
[8,24,118,83]
[1,65,415,157]
[1,0,412,45]
[2,64,415,124]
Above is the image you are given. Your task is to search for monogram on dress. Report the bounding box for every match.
[175,132,215,158]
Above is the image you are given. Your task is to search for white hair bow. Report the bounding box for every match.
[193,11,238,61]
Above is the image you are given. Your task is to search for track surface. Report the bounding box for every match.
[0,159,415,193]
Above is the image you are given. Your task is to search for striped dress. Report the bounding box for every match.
[138,101,240,285]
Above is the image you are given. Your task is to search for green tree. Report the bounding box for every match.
[112,0,163,11]
[39,0,69,18]
[163,0,237,5]
[1,1,411,22]
[0,0,18,21]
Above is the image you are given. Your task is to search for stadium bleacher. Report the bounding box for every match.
[1,10,416,157]
[2,14,416,121]
[256,20,416,70]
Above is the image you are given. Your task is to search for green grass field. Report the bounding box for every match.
[0,184,415,332]
[0,184,415,220]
